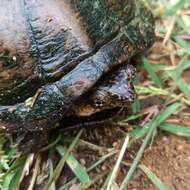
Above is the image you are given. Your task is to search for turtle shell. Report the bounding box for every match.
[0,0,154,106]
[0,0,91,104]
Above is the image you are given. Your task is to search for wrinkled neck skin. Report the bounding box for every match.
[0,0,155,133]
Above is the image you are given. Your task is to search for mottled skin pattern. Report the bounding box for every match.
[70,64,136,116]
[0,0,155,134]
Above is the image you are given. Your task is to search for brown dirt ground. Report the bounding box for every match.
[74,124,190,190]
[128,132,190,190]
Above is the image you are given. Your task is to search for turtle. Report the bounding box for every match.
[0,0,155,134]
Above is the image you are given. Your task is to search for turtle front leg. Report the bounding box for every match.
[0,34,137,132]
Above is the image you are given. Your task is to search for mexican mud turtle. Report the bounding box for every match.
[0,0,155,133]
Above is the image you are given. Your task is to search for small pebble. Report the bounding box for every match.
[112,141,118,147]
[101,165,107,171]
[80,158,86,166]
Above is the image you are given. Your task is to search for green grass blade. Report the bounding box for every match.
[139,165,169,190]
[159,123,190,137]
[106,135,129,190]
[132,98,141,114]
[59,150,118,190]
[49,159,56,190]
[7,157,25,189]
[0,156,9,170]
[168,71,190,99]
[142,57,162,87]
[149,64,166,72]
[40,134,62,152]
[119,103,181,190]
[119,120,157,190]
[2,173,15,190]
[175,15,189,32]
[164,0,189,16]
[174,36,190,54]
[78,171,108,190]
[9,167,23,189]
[176,79,190,99]
[170,59,190,77]
[102,173,111,190]
[9,156,26,171]
[129,125,149,140]
[56,145,91,186]
[130,103,181,140]
[44,129,84,190]
[156,103,181,124]
[135,85,190,106]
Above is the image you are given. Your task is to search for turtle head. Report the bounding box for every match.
[69,64,136,116]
